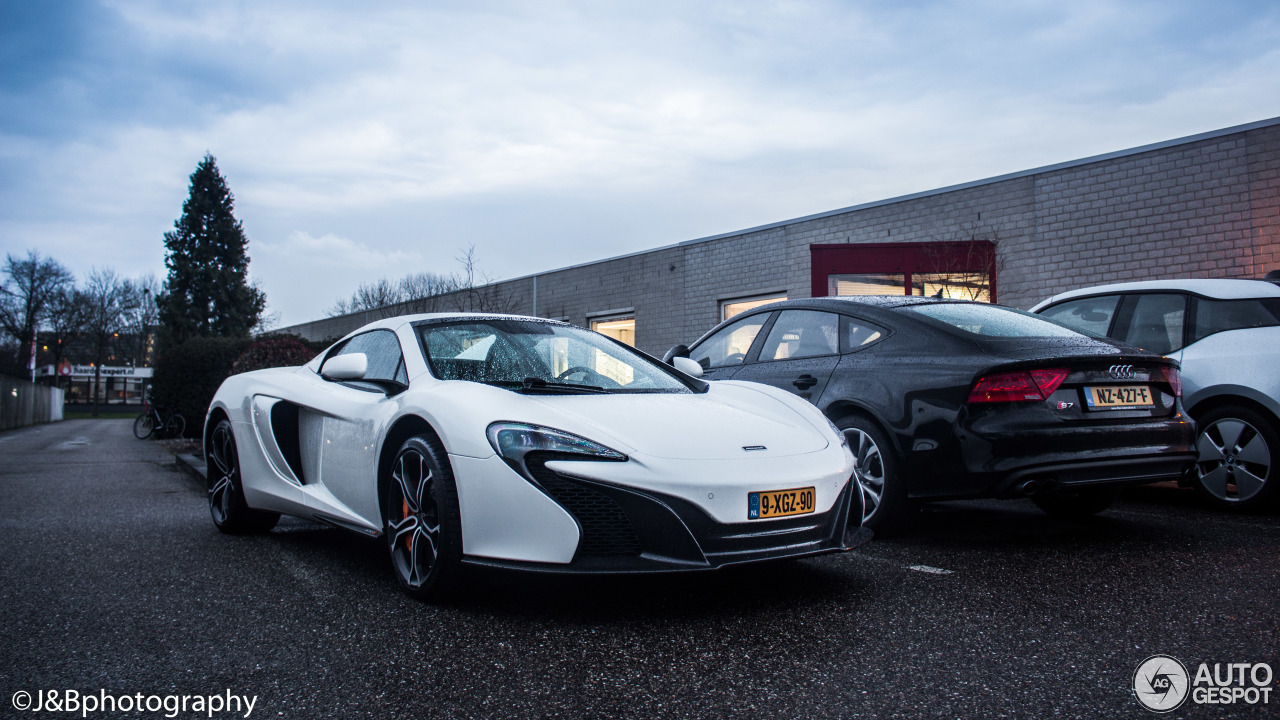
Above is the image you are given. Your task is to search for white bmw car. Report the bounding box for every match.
[205,313,865,599]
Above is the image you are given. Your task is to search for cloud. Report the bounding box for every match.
[2,1,1279,326]
[257,230,422,271]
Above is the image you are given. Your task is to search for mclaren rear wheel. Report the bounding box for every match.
[207,418,279,534]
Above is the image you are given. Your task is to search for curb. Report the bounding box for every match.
[174,453,206,485]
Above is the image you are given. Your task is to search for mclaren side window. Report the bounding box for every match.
[689,314,770,370]
[327,330,409,390]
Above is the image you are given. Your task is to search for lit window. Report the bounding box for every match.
[590,316,635,346]
[590,316,636,384]
[828,272,992,302]
[828,274,906,296]
[912,273,992,303]
[721,294,786,321]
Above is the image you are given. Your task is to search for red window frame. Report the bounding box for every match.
[810,241,997,302]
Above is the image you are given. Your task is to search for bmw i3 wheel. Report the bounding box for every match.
[1194,406,1277,510]
[385,434,463,600]
[207,418,279,534]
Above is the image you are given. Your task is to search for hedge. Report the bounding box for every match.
[151,334,328,438]
[232,335,322,375]
[151,337,253,438]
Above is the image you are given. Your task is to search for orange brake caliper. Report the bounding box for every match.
[402,499,413,551]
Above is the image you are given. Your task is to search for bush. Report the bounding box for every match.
[232,335,322,375]
[151,336,252,438]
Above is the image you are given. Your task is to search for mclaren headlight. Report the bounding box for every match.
[486,422,627,472]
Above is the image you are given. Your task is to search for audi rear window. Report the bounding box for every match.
[905,303,1085,338]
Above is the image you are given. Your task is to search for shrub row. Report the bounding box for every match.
[152,334,328,438]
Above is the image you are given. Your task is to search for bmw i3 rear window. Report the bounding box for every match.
[905,303,1085,338]
[1189,297,1280,343]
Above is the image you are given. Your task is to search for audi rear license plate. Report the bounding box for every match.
[1084,385,1154,409]
[748,487,815,519]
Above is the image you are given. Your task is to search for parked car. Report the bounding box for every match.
[665,297,1197,532]
[204,313,865,600]
[1032,278,1280,510]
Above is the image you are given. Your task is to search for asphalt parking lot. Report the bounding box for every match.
[1,419,1276,719]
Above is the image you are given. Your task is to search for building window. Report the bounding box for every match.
[811,241,996,303]
[721,293,787,321]
[827,274,905,297]
[590,315,635,346]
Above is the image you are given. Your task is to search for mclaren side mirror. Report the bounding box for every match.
[672,356,704,378]
[320,353,368,381]
[662,344,690,364]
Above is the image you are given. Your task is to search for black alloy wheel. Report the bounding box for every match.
[1193,405,1278,510]
[385,434,463,600]
[207,418,280,533]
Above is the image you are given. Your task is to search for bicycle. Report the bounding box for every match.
[133,400,186,440]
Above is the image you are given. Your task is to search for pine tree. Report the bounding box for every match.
[158,154,265,344]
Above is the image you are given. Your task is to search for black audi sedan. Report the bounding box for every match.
[665,297,1197,532]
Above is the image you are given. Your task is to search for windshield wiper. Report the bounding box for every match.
[520,377,609,393]
[479,378,611,394]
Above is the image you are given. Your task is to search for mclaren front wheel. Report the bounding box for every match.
[384,434,464,601]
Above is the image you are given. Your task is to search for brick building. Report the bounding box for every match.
[280,117,1280,356]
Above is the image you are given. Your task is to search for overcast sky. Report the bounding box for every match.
[2,0,1278,328]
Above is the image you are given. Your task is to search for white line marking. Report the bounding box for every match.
[906,565,954,575]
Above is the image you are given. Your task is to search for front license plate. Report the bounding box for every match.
[748,487,815,520]
[1084,385,1154,409]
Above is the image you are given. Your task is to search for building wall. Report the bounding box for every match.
[280,118,1280,357]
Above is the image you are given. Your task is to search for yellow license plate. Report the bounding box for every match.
[1085,385,1154,409]
[748,487,815,519]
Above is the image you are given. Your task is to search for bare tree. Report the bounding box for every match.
[83,269,140,416]
[918,225,1001,302]
[329,277,406,318]
[0,251,75,375]
[125,274,160,367]
[398,272,463,315]
[45,286,90,375]
[326,245,518,318]
[448,245,521,314]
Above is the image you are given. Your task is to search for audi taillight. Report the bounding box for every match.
[968,368,1069,404]
[1029,368,1069,396]
[1157,366,1182,397]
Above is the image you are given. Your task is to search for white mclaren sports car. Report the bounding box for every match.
[205,313,866,599]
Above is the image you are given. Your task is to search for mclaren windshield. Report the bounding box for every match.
[417,319,692,394]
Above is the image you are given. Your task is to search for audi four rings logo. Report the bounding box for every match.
[1109,364,1135,380]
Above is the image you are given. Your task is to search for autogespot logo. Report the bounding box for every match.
[1133,655,1191,712]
